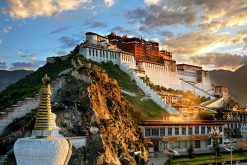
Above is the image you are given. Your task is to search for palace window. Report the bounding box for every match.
[145,128,151,137]
[89,48,91,56]
[195,126,199,135]
[189,127,193,135]
[160,128,166,136]
[152,128,159,136]
[201,126,205,135]
[175,127,179,135]
[182,127,186,135]
[168,128,172,136]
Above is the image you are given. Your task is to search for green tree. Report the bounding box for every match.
[196,111,214,120]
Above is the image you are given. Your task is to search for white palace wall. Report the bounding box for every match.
[79,47,121,65]
[79,45,215,100]
[139,62,182,90]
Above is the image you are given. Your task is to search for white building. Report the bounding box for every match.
[139,120,225,155]
[78,32,224,105]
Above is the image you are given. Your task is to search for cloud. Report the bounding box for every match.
[2,26,12,33]
[163,31,236,56]
[84,17,107,28]
[104,0,117,8]
[16,49,38,61]
[4,0,90,19]
[59,36,81,48]
[111,26,139,36]
[188,53,247,70]
[0,61,7,70]
[50,26,71,34]
[17,49,28,55]
[10,62,39,70]
[0,39,2,44]
[126,1,197,29]
[144,0,160,5]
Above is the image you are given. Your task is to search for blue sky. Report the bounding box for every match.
[0,0,246,71]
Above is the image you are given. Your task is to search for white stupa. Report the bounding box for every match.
[14,74,72,165]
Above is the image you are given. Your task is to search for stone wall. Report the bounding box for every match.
[120,64,178,114]
[0,79,65,135]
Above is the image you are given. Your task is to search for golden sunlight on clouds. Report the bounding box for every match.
[5,0,90,19]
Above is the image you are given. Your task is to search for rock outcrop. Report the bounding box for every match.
[53,57,148,165]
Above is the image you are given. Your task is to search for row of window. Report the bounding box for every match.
[121,54,134,62]
[88,48,119,60]
[145,126,222,137]
[144,63,169,71]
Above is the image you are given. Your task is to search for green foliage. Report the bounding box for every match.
[187,143,195,159]
[91,61,144,94]
[0,60,72,112]
[122,94,166,120]
[196,110,214,120]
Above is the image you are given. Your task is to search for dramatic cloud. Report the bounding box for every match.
[127,5,196,28]
[2,26,12,33]
[163,28,247,56]
[0,61,7,70]
[59,36,81,48]
[10,62,38,70]
[126,0,247,59]
[4,0,90,19]
[104,0,117,8]
[84,17,107,29]
[189,53,247,70]
[50,26,71,34]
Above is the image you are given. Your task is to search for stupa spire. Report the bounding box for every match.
[35,74,54,130]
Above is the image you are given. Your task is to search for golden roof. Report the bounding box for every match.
[35,74,54,130]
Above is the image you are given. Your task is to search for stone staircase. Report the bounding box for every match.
[181,79,215,99]
[120,64,179,114]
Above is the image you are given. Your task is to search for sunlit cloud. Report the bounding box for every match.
[4,0,90,19]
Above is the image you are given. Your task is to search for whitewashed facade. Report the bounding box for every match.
[78,32,220,104]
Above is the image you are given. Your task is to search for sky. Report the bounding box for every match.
[0,0,246,71]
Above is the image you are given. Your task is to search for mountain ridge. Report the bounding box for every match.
[209,65,247,106]
[0,70,33,92]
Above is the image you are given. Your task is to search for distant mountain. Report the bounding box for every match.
[0,70,33,92]
[209,65,247,106]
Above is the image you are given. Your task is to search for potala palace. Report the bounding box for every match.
[76,32,228,108]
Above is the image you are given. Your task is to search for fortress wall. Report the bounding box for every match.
[79,47,120,65]
[120,53,136,69]
[120,64,178,114]
[0,79,65,135]
[141,62,182,90]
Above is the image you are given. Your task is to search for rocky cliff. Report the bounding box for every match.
[52,56,148,164]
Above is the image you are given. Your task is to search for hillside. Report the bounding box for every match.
[0,70,33,92]
[1,53,150,164]
[209,65,247,106]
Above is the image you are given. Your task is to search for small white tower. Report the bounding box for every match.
[14,74,72,165]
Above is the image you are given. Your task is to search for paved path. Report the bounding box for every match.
[147,152,169,165]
